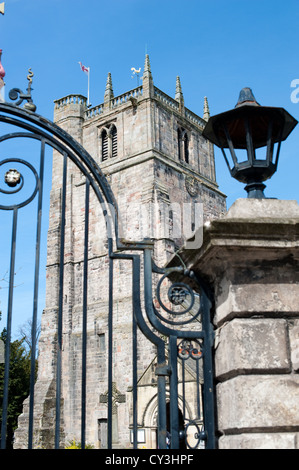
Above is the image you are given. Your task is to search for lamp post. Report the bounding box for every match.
[202,88,298,198]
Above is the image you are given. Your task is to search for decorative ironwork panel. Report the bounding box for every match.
[0,83,216,450]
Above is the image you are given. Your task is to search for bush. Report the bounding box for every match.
[65,439,94,449]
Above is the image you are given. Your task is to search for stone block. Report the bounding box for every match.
[217,375,299,433]
[215,318,290,380]
[219,432,299,449]
[225,198,299,220]
[215,279,299,326]
[289,319,299,372]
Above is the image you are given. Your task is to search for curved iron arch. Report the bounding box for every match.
[0,104,121,245]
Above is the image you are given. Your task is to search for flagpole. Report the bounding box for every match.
[79,62,90,106]
[87,67,90,106]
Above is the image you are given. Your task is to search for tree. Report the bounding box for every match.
[17,318,41,354]
[0,328,32,448]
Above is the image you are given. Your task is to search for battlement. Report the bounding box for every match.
[54,85,206,131]
[85,85,143,120]
[54,94,87,109]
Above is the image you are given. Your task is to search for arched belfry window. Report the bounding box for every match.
[178,127,189,164]
[100,124,117,161]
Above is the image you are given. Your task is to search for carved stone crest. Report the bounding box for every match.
[185,175,199,197]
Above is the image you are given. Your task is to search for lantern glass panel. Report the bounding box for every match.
[237,148,250,163]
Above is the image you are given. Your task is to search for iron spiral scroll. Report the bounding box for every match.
[148,263,213,449]
[155,269,201,327]
[0,158,39,210]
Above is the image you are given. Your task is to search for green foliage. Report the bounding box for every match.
[0,329,34,448]
[65,439,94,449]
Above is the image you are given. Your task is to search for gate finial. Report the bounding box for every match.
[7,68,37,112]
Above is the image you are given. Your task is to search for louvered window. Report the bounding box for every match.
[102,129,108,161]
[101,125,117,161]
[111,125,117,158]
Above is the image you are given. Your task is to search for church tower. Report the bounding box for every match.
[53,55,225,259]
[14,55,226,449]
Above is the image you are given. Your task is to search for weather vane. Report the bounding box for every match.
[131,67,141,87]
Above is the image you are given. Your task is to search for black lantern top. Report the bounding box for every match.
[202,88,298,198]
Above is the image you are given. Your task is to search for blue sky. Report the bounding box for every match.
[0,0,299,334]
[1,0,298,203]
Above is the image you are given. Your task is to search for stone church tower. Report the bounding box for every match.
[15,55,226,449]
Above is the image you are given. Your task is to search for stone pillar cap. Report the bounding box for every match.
[224,198,299,220]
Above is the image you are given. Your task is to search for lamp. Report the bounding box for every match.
[202,88,298,198]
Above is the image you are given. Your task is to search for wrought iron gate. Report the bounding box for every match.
[0,82,216,450]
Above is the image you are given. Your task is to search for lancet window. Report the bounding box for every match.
[178,127,189,164]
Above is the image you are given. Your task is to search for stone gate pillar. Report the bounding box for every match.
[180,198,299,449]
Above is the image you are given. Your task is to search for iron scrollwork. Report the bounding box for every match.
[177,339,207,449]
[177,338,203,361]
[8,69,36,112]
[147,261,214,449]
[184,420,207,450]
[154,269,201,327]
[0,158,39,210]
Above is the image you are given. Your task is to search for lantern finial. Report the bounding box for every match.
[236,87,259,107]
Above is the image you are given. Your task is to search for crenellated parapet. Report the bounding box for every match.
[85,85,143,119]
[54,85,207,132]
[54,94,87,110]
[53,94,87,144]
